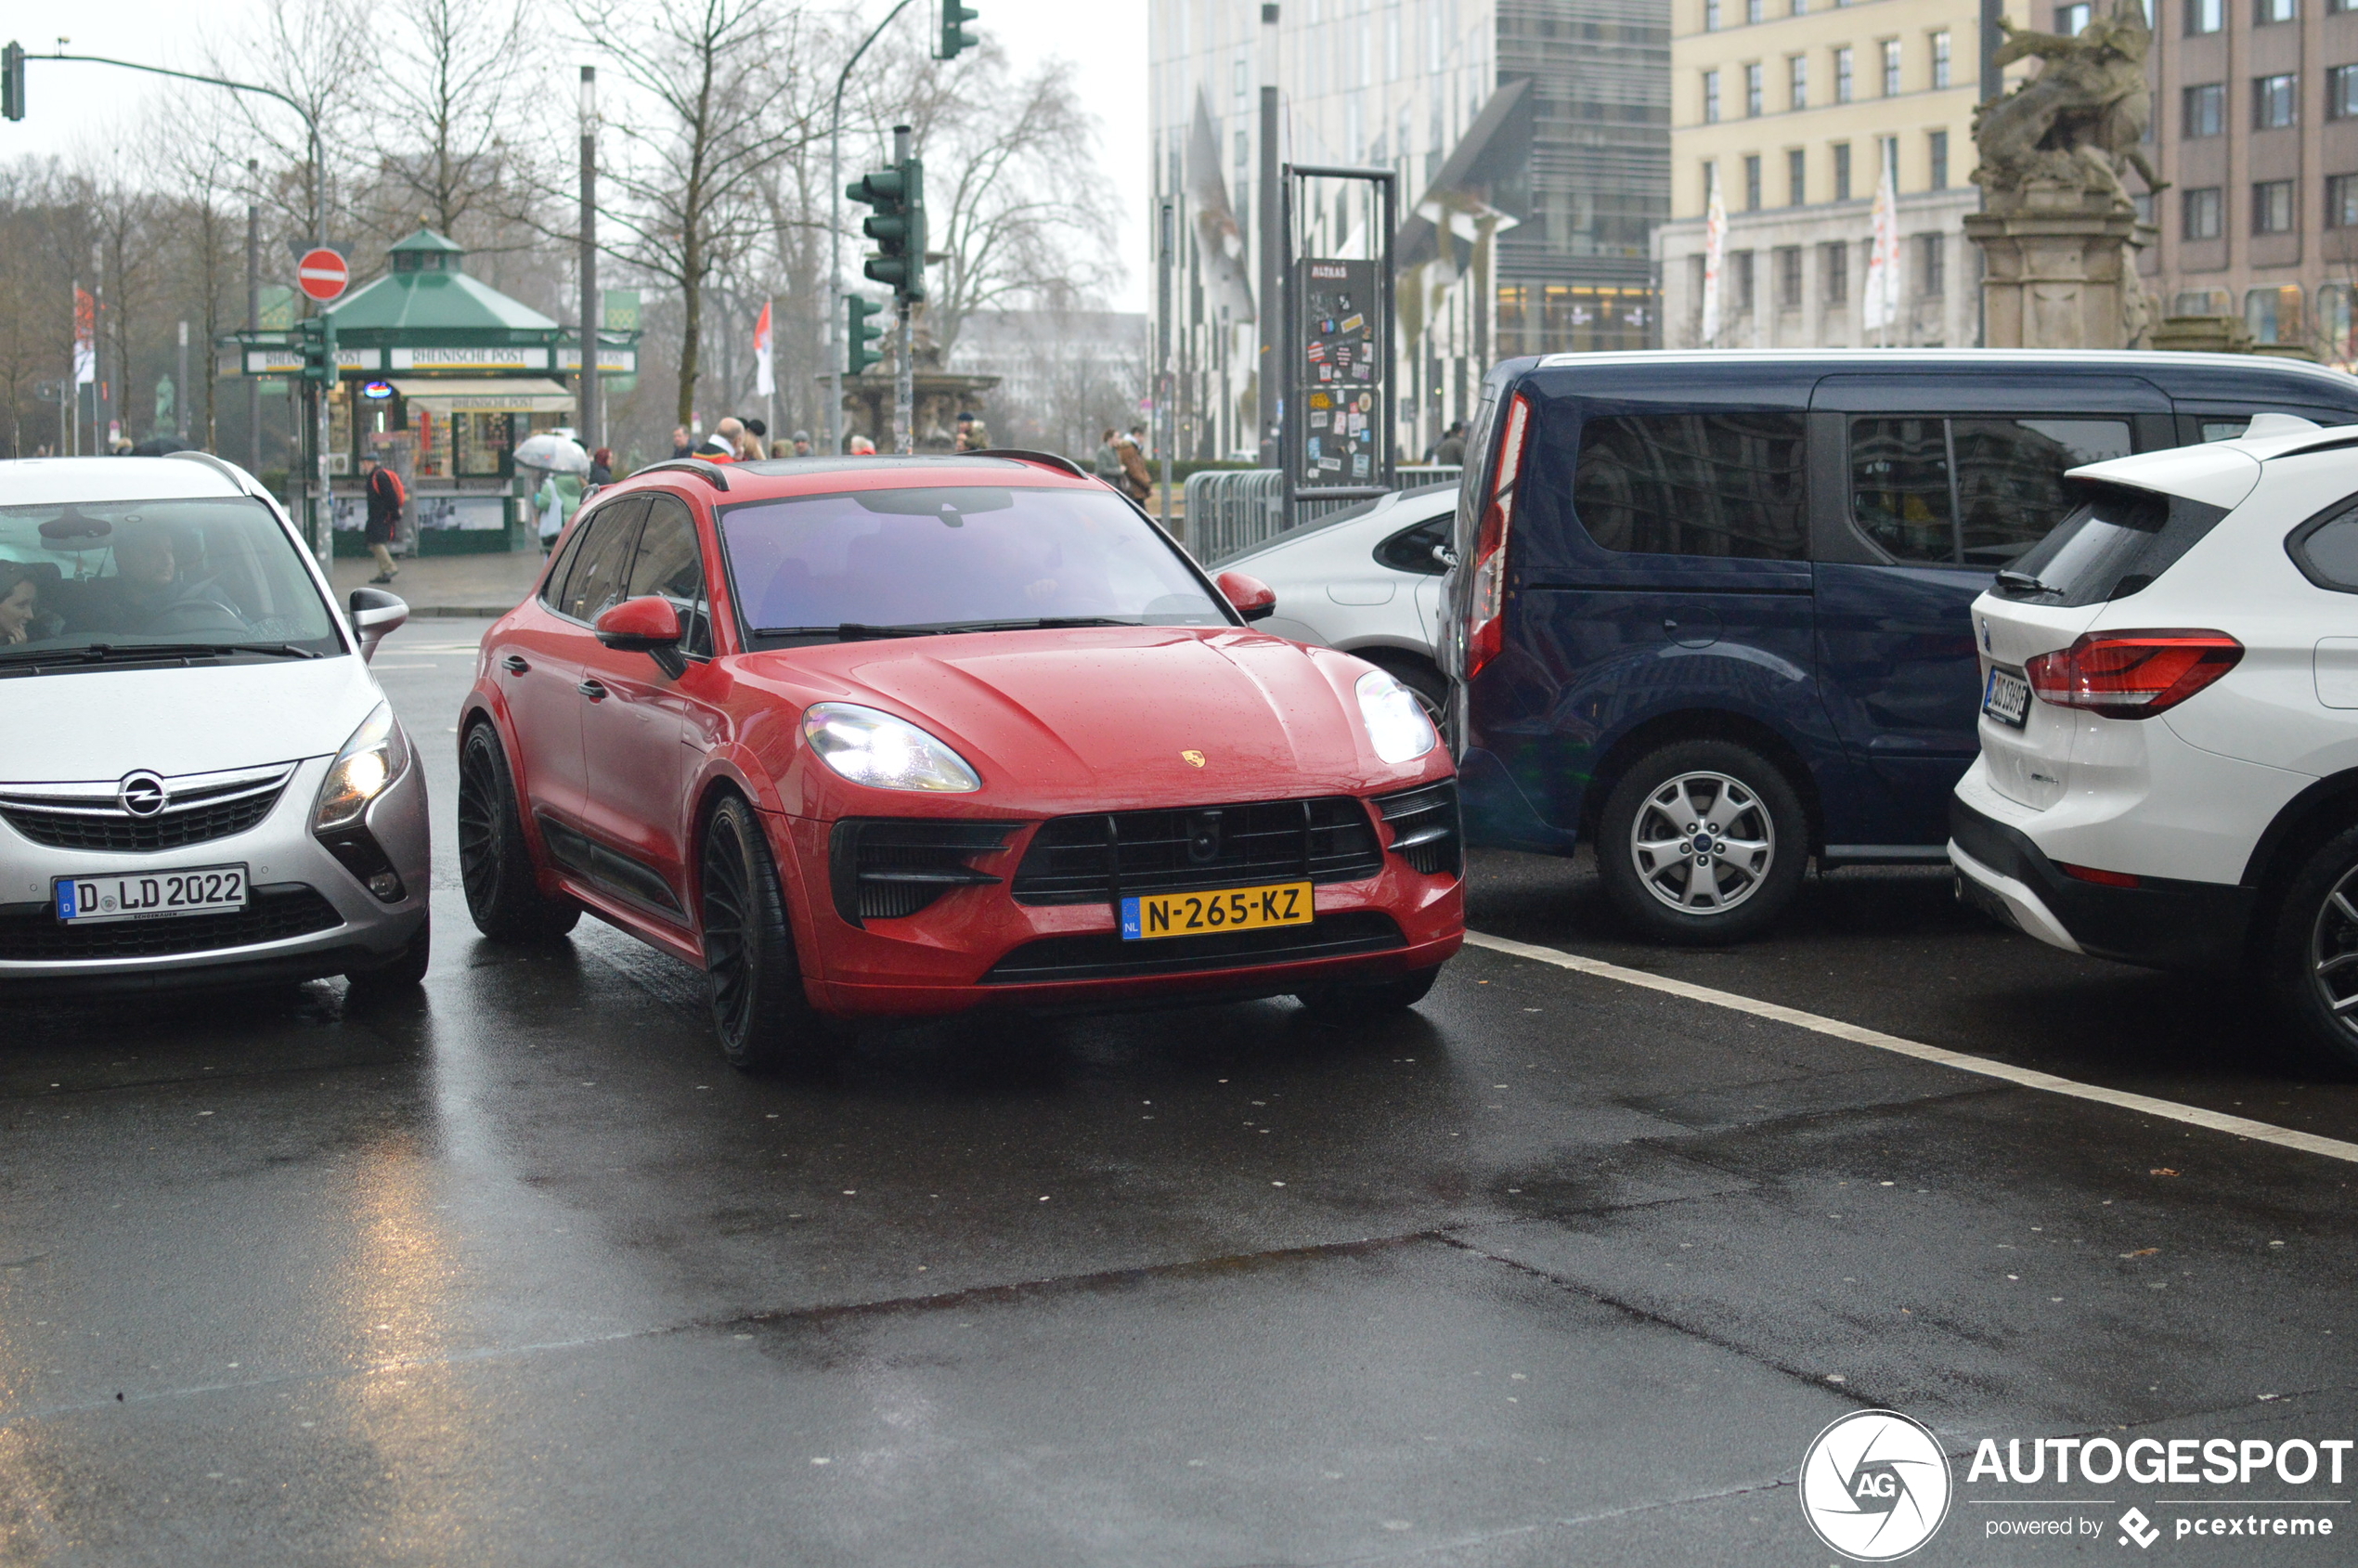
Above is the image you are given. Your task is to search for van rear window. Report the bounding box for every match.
[1992,481,2229,607]
[1571,413,1807,560]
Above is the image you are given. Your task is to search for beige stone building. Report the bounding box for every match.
[1653,0,2028,348]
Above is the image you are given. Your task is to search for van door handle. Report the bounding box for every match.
[501,654,529,675]
[577,679,607,701]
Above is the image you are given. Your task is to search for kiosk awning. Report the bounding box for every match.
[391,378,576,414]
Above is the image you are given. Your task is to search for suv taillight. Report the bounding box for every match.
[2025,630,2244,719]
[1465,392,1534,680]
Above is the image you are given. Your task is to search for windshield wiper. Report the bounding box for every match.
[754,623,943,641]
[0,641,320,667]
[1994,569,2058,596]
[928,616,1146,632]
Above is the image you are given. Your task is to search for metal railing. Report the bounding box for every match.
[1184,467,1461,564]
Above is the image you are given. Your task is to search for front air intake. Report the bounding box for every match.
[1374,781,1461,877]
[828,819,1020,925]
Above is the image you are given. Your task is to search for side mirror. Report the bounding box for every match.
[348,586,408,664]
[1215,570,1278,623]
[595,594,687,677]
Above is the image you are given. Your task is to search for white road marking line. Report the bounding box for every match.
[1466,930,2358,1167]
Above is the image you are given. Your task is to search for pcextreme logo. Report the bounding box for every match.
[1799,1409,1955,1561]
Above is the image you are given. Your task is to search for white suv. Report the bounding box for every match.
[1950,416,2358,1067]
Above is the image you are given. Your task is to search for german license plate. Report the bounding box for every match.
[1121,880,1312,941]
[1982,666,2031,729]
[54,864,248,924]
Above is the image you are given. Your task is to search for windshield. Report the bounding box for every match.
[0,496,342,664]
[719,485,1229,644]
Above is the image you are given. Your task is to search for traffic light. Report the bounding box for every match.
[3,43,25,123]
[846,152,925,304]
[847,294,886,374]
[296,315,339,388]
[938,2,978,59]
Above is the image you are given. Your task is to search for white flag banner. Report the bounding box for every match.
[1862,149,1901,336]
[753,300,775,396]
[1699,175,1727,346]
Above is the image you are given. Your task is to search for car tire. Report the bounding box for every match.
[345,915,430,994]
[1595,739,1807,945]
[1294,964,1444,1017]
[700,794,829,1073]
[2264,824,2358,1075]
[457,721,580,942]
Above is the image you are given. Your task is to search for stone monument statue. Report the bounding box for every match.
[1964,0,2159,350]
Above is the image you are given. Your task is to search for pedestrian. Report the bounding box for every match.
[588,447,614,487]
[849,433,877,455]
[740,417,767,461]
[954,411,990,452]
[1434,420,1467,466]
[670,425,693,460]
[791,430,812,458]
[1119,424,1153,503]
[534,464,584,554]
[1093,428,1122,486]
[359,455,406,584]
[696,432,736,462]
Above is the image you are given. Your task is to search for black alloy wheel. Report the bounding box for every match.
[457,722,580,942]
[2267,824,2358,1074]
[699,794,828,1072]
[1595,738,1809,945]
[1294,963,1444,1017]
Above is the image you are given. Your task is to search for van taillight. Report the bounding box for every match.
[2024,630,2243,719]
[1466,392,1533,680]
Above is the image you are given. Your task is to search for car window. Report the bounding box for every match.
[538,500,612,612]
[1572,412,1808,560]
[1997,481,2228,607]
[560,499,646,624]
[628,494,713,656]
[1848,416,2131,567]
[1375,515,1450,576]
[2289,497,2358,593]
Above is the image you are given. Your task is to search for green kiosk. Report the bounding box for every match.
[218,229,638,556]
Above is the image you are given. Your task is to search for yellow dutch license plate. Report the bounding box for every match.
[1120,881,1313,941]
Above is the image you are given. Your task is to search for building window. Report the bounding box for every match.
[2337,0,2358,12]
[1882,40,1902,97]
[1920,233,1945,297]
[1746,61,1764,116]
[2057,2,2092,32]
[1747,0,1765,21]
[2184,83,2225,137]
[1929,130,1950,189]
[1789,55,1808,110]
[2321,283,2356,363]
[2247,286,2305,345]
[2331,66,2358,120]
[1931,32,1951,90]
[1704,161,1718,212]
[1735,154,1756,210]
[1835,47,1854,103]
[1704,0,1721,29]
[2176,289,2233,315]
[1778,246,1803,307]
[2254,74,2298,131]
[1788,147,1807,204]
[2134,191,2156,226]
[1824,241,1850,305]
[2186,0,2222,31]
[2258,0,2297,20]
[1834,141,1853,201]
[2254,179,2296,233]
[2330,173,2358,227]
[1704,70,1721,123]
[1734,250,1756,309]
[2183,186,2223,240]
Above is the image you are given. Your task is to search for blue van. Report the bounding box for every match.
[1442,349,2358,941]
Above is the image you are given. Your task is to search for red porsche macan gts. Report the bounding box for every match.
[458,452,1464,1069]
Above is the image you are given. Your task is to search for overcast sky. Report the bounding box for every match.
[0,0,1150,310]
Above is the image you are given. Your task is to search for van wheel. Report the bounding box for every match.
[2265,825,2358,1074]
[699,795,830,1073]
[457,723,579,942]
[1596,739,1807,945]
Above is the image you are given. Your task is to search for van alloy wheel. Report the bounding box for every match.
[1628,771,1776,914]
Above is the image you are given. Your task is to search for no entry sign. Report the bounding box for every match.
[295,247,349,303]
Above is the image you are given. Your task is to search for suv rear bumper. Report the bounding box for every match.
[1948,797,2252,972]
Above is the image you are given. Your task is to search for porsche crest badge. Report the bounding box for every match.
[1180,750,1207,768]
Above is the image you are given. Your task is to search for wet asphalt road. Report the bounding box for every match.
[5,619,2357,1566]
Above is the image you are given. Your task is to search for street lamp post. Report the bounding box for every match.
[578,67,600,456]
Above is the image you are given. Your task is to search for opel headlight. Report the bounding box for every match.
[803,703,981,792]
[314,702,411,830]
[1355,668,1438,764]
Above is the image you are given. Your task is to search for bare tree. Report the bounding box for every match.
[210,0,370,248]
[363,0,538,247]
[157,103,253,451]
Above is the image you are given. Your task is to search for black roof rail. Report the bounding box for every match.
[633,457,733,491]
[968,448,1088,479]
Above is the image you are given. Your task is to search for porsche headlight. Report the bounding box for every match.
[803,703,981,793]
[1355,668,1437,764]
[313,702,411,830]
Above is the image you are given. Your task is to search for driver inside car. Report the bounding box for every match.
[71,522,231,634]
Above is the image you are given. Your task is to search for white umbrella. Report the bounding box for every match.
[514,432,590,474]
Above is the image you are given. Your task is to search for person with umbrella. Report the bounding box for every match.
[516,432,590,555]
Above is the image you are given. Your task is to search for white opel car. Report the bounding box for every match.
[1215,482,1456,723]
[0,455,428,994]
[1950,416,2358,1066]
